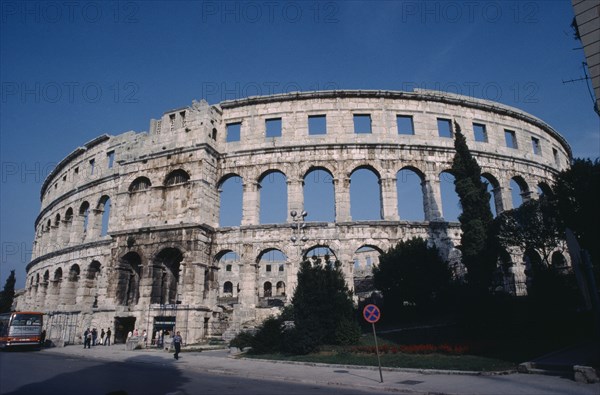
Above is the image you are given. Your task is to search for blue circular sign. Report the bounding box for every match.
[363,304,381,323]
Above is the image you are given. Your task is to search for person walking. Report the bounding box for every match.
[83,328,91,349]
[100,328,105,346]
[105,328,111,346]
[92,328,98,346]
[173,331,182,360]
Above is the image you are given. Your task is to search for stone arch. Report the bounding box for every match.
[481,172,501,217]
[54,213,61,227]
[275,281,286,296]
[68,264,80,281]
[164,169,190,186]
[223,281,234,296]
[303,167,335,222]
[218,173,243,227]
[87,260,101,280]
[263,281,272,297]
[537,182,553,198]
[79,201,90,233]
[258,169,287,224]
[151,247,184,304]
[510,176,530,208]
[350,165,382,220]
[304,245,337,264]
[54,267,63,281]
[352,245,383,273]
[397,166,426,221]
[129,176,152,192]
[97,195,111,236]
[116,252,142,306]
[439,170,461,222]
[551,251,568,270]
[216,250,240,298]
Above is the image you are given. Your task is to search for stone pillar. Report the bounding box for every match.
[491,186,506,215]
[334,177,351,222]
[380,177,399,220]
[287,178,304,222]
[73,214,86,244]
[422,176,443,221]
[242,182,260,225]
[61,219,72,248]
[89,209,103,240]
[499,180,513,212]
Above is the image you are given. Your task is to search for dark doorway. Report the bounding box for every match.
[152,316,176,346]
[114,316,136,344]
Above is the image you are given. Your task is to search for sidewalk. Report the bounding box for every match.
[41,344,600,395]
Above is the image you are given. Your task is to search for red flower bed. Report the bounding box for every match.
[351,342,479,355]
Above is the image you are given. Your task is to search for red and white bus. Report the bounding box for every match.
[0,312,44,349]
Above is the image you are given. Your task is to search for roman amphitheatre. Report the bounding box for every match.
[16,89,571,345]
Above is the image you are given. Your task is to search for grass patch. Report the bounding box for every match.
[243,335,516,372]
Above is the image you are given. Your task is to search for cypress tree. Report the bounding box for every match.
[0,270,16,313]
[451,121,496,291]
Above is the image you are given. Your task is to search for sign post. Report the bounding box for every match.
[362,304,383,383]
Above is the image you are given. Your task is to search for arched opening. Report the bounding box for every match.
[98,196,111,236]
[259,170,287,224]
[79,201,90,232]
[164,169,190,186]
[537,182,553,198]
[397,167,425,221]
[303,168,335,222]
[117,252,142,306]
[439,171,461,222]
[223,281,233,296]
[216,251,240,299]
[68,264,80,282]
[276,281,286,296]
[54,268,63,282]
[87,260,101,280]
[350,167,382,220]
[481,173,500,217]
[151,248,183,305]
[129,176,152,192]
[551,251,568,271]
[510,176,529,209]
[263,281,272,297]
[218,175,243,226]
[304,246,337,266]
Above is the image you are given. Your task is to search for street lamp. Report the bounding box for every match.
[290,210,308,243]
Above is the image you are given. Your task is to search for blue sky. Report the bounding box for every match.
[1,1,599,288]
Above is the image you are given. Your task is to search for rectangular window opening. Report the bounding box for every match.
[353,114,372,134]
[308,115,327,135]
[397,115,414,135]
[107,151,115,169]
[473,123,488,142]
[265,118,282,138]
[266,264,272,272]
[531,137,541,155]
[437,118,453,138]
[89,159,95,175]
[226,122,241,142]
[552,148,559,166]
[504,129,518,149]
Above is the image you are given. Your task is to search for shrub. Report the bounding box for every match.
[334,318,361,346]
[249,316,283,354]
[229,331,254,349]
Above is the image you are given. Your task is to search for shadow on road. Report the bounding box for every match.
[3,353,190,395]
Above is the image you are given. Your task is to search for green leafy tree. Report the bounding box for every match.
[373,238,451,313]
[493,197,563,268]
[283,257,360,354]
[553,158,600,266]
[451,121,496,291]
[0,270,16,313]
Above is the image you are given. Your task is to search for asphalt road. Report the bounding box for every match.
[0,351,392,395]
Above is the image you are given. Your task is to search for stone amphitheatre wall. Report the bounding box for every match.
[17,90,571,345]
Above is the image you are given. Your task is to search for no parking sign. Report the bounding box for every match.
[362,304,381,324]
